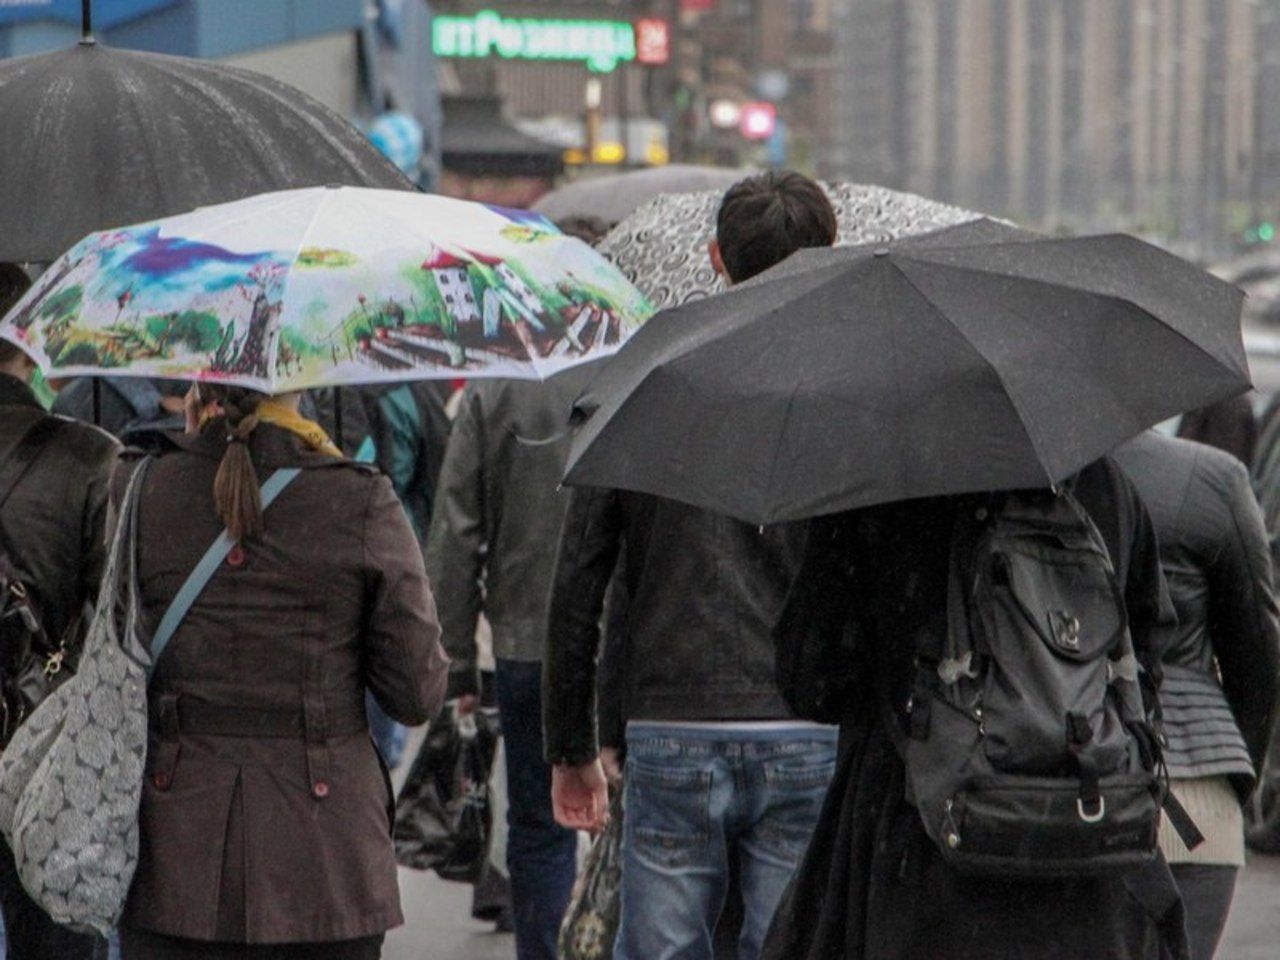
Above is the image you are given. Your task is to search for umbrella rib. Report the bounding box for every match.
[117,67,173,222]
[891,259,1057,488]
[270,191,331,392]
[761,381,803,525]
[152,62,283,185]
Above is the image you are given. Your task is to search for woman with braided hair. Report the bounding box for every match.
[113,385,449,960]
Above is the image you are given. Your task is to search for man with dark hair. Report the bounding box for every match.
[544,172,839,960]
[710,171,840,283]
[0,266,118,960]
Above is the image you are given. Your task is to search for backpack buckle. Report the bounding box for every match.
[1077,796,1106,824]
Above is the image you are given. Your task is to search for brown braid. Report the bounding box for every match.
[206,386,266,543]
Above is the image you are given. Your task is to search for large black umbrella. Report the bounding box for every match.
[562,219,1250,525]
[0,24,411,263]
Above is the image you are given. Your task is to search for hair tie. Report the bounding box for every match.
[228,413,260,444]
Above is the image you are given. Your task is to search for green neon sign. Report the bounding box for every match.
[432,10,637,73]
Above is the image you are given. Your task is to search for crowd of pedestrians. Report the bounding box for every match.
[1,168,1279,960]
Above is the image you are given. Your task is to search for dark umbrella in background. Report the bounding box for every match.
[563,219,1250,525]
[0,0,412,264]
[531,164,751,226]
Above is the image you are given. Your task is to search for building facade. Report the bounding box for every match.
[832,0,1271,253]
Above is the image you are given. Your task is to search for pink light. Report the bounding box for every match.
[740,102,777,141]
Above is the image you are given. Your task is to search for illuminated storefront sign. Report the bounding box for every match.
[634,17,670,66]
[433,10,662,74]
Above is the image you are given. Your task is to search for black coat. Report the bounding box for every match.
[0,374,118,645]
[1114,432,1280,798]
[762,458,1184,960]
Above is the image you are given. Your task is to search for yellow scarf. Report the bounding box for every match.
[256,399,344,459]
[201,398,344,459]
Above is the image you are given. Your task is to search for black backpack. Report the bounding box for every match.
[892,489,1189,877]
[0,415,78,747]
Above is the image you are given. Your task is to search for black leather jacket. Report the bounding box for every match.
[0,375,118,646]
[543,487,805,766]
[1114,431,1280,794]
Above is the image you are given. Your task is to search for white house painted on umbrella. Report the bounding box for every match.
[466,250,547,331]
[420,246,480,325]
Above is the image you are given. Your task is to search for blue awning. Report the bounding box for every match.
[0,0,182,29]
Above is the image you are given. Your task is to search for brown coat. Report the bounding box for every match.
[117,422,448,944]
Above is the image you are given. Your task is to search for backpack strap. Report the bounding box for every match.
[148,468,302,678]
[0,416,65,516]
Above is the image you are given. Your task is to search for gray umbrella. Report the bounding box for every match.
[598,181,984,310]
[532,164,751,226]
[0,39,412,263]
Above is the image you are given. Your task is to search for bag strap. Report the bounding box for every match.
[148,468,302,677]
[0,416,65,518]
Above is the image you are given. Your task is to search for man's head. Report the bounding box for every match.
[710,171,838,285]
[0,264,34,380]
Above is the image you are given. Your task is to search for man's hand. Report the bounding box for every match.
[600,746,624,788]
[454,694,479,717]
[552,759,609,831]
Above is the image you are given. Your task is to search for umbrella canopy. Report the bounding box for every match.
[1,187,653,394]
[0,40,412,263]
[598,181,983,310]
[564,220,1250,525]
[532,165,751,226]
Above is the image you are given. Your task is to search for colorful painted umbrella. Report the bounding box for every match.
[598,182,985,310]
[0,188,654,394]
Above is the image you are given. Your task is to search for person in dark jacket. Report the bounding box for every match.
[0,280,118,960]
[760,459,1183,960]
[1114,431,1280,959]
[425,366,594,960]
[52,377,189,442]
[545,171,840,960]
[114,386,449,960]
[1176,395,1257,466]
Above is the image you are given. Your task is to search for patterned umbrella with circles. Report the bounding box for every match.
[599,182,984,310]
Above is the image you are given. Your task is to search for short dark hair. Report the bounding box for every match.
[715,171,838,283]
[0,265,32,365]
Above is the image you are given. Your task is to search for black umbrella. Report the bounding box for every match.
[0,14,411,263]
[562,219,1250,525]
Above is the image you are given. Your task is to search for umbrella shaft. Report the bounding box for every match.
[82,0,92,39]
[333,388,343,452]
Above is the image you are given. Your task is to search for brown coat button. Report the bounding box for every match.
[227,546,246,567]
[153,772,171,790]
[312,781,330,799]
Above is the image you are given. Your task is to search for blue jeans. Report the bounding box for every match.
[365,690,407,769]
[616,726,836,960]
[495,659,577,960]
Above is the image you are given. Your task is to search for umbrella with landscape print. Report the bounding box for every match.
[0,187,653,394]
[563,219,1251,525]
